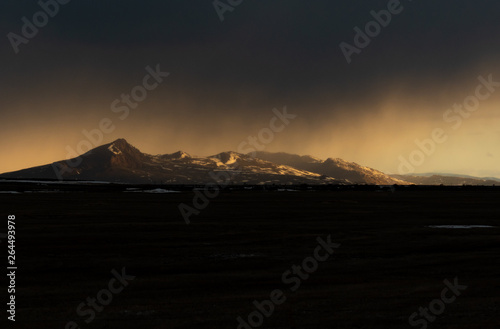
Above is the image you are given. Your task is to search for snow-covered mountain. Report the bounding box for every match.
[252,152,409,185]
[0,139,347,185]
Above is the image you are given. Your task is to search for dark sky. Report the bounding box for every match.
[2,0,500,176]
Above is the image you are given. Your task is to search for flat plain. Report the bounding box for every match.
[1,186,499,329]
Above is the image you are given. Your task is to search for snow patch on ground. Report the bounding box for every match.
[209,253,260,260]
[428,225,496,229]
[125,188,180,193]
[0,180,112,185]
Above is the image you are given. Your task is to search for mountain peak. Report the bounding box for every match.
[161,151,191,160]
[0,141,406,185]
[105,138,140,154]
[110,138,130,147]
[99,139,148,169]
[212,151,244,164]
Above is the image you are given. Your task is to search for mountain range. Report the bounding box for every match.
[1,139,497,186]
[390,174,500,186]
[0,139,409,185]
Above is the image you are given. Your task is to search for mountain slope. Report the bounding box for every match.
[0,139,345,184]
[391,174,499,186]
[252,152,410,185]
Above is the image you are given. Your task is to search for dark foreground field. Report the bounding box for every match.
[1,188,500,329]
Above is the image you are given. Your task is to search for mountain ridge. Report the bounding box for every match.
[0,139,347,184]
[391,174,499,186]
[22,138,500,186]
[251,151,408,185]
[4,139,495,185]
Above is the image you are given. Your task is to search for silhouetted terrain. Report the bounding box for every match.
[1,188,499,328]
[392,174,499,186]
[0,139,407,185]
